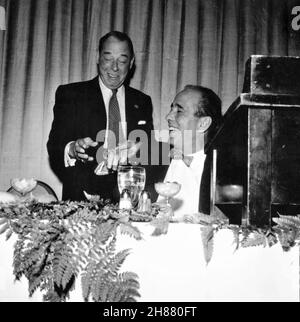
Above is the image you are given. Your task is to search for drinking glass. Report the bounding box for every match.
[10,178,37,197]
[154,181,181,217]
[117,166,146,207]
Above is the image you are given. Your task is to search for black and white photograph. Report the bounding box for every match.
[0,0,299,304]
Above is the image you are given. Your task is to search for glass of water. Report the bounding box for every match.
[117,165,146,207]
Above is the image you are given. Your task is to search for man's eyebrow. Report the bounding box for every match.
[102,52,129,59]
[171,103,184,109]
[176,103,184,110]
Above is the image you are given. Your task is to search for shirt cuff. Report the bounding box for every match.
[64,141,76,167]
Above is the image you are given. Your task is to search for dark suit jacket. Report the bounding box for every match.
[47,77,154,202]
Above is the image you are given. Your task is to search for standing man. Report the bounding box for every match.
[47,31,154,201]
[145,85,222,217]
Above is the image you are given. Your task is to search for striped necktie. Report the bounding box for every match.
[108,89,124,148]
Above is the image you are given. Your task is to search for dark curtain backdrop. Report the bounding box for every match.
[1,0,300,198]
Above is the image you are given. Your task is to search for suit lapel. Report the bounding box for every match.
[199,154,211,215]
[88,77,106,114]
[125,87,140,136]
[144,142,170,202]
[84,77,107,141]
[145,164,169,202]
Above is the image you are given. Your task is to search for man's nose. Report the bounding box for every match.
[166,110,174,122]
[111,60,119,71]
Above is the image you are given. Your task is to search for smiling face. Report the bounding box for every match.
[166,88,212,153]
[98,36,134,90]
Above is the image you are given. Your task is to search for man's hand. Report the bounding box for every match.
[95,140,143,175]
[69,137,98,162]
[106,141,143,171]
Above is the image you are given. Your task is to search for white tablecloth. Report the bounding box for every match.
[0,223,299,302]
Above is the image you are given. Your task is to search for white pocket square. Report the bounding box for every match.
[138,120,147,125]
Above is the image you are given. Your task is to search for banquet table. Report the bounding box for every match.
[0,222,299,302]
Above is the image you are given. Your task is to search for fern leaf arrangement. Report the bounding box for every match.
[0,200,140,302]
[2,199,300,299]
[240,229,267,248]
[272,214,300,251]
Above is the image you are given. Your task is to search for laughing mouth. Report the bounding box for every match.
[108,74,119,79]
[168,124,179,132]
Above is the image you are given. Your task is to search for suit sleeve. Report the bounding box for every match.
[145,95,154,135]
[47,85,77,181]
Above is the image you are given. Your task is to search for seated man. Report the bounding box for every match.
[146,85,222,217]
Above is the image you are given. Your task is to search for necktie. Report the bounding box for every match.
[108,89,124,148]
[169,148,194,167]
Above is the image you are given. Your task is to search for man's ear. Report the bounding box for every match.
[197,116,212,133]
[130,57,135,70]
[96,51,100,64]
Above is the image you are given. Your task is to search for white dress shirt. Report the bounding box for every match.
[157,151,206,219]
[64,77,127,167]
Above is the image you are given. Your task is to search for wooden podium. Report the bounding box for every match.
[206,55,300,227]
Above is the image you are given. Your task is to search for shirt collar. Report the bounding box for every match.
[187,150,205,158]
[98,76,125,97]
[188,150,206,169]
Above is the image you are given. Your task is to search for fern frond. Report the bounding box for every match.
[43,290,64,302]
[273,215,300,230]
[99,283,110,302]
[119,222,142,240]
[187,212,229,226]
[13,238,27,280]
[265,230,278,248]
[117,272,140,290]
[91,274,107,302]
[200,226,215,265]
[241,231,267,248]
[118,289,141,302]
[0,218,7,225]
[5,228,13,240]
[113,272,140,302]
[20,246,47,278]
[1,200,141,302]
[94,221,118,245]
[104,249,131,279]
[28,269,48,297]
[180,214,200,224]
[81,239,107,302]
[150,217,169,236]
[106,283,119,302]
[0,223,9,234]
[52,239,77,289]
[81,261,97,301]
[61,259,78,290]
[274,227,298,252]
[229,225,240,251]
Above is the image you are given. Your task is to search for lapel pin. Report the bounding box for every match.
[134,104,139,109]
